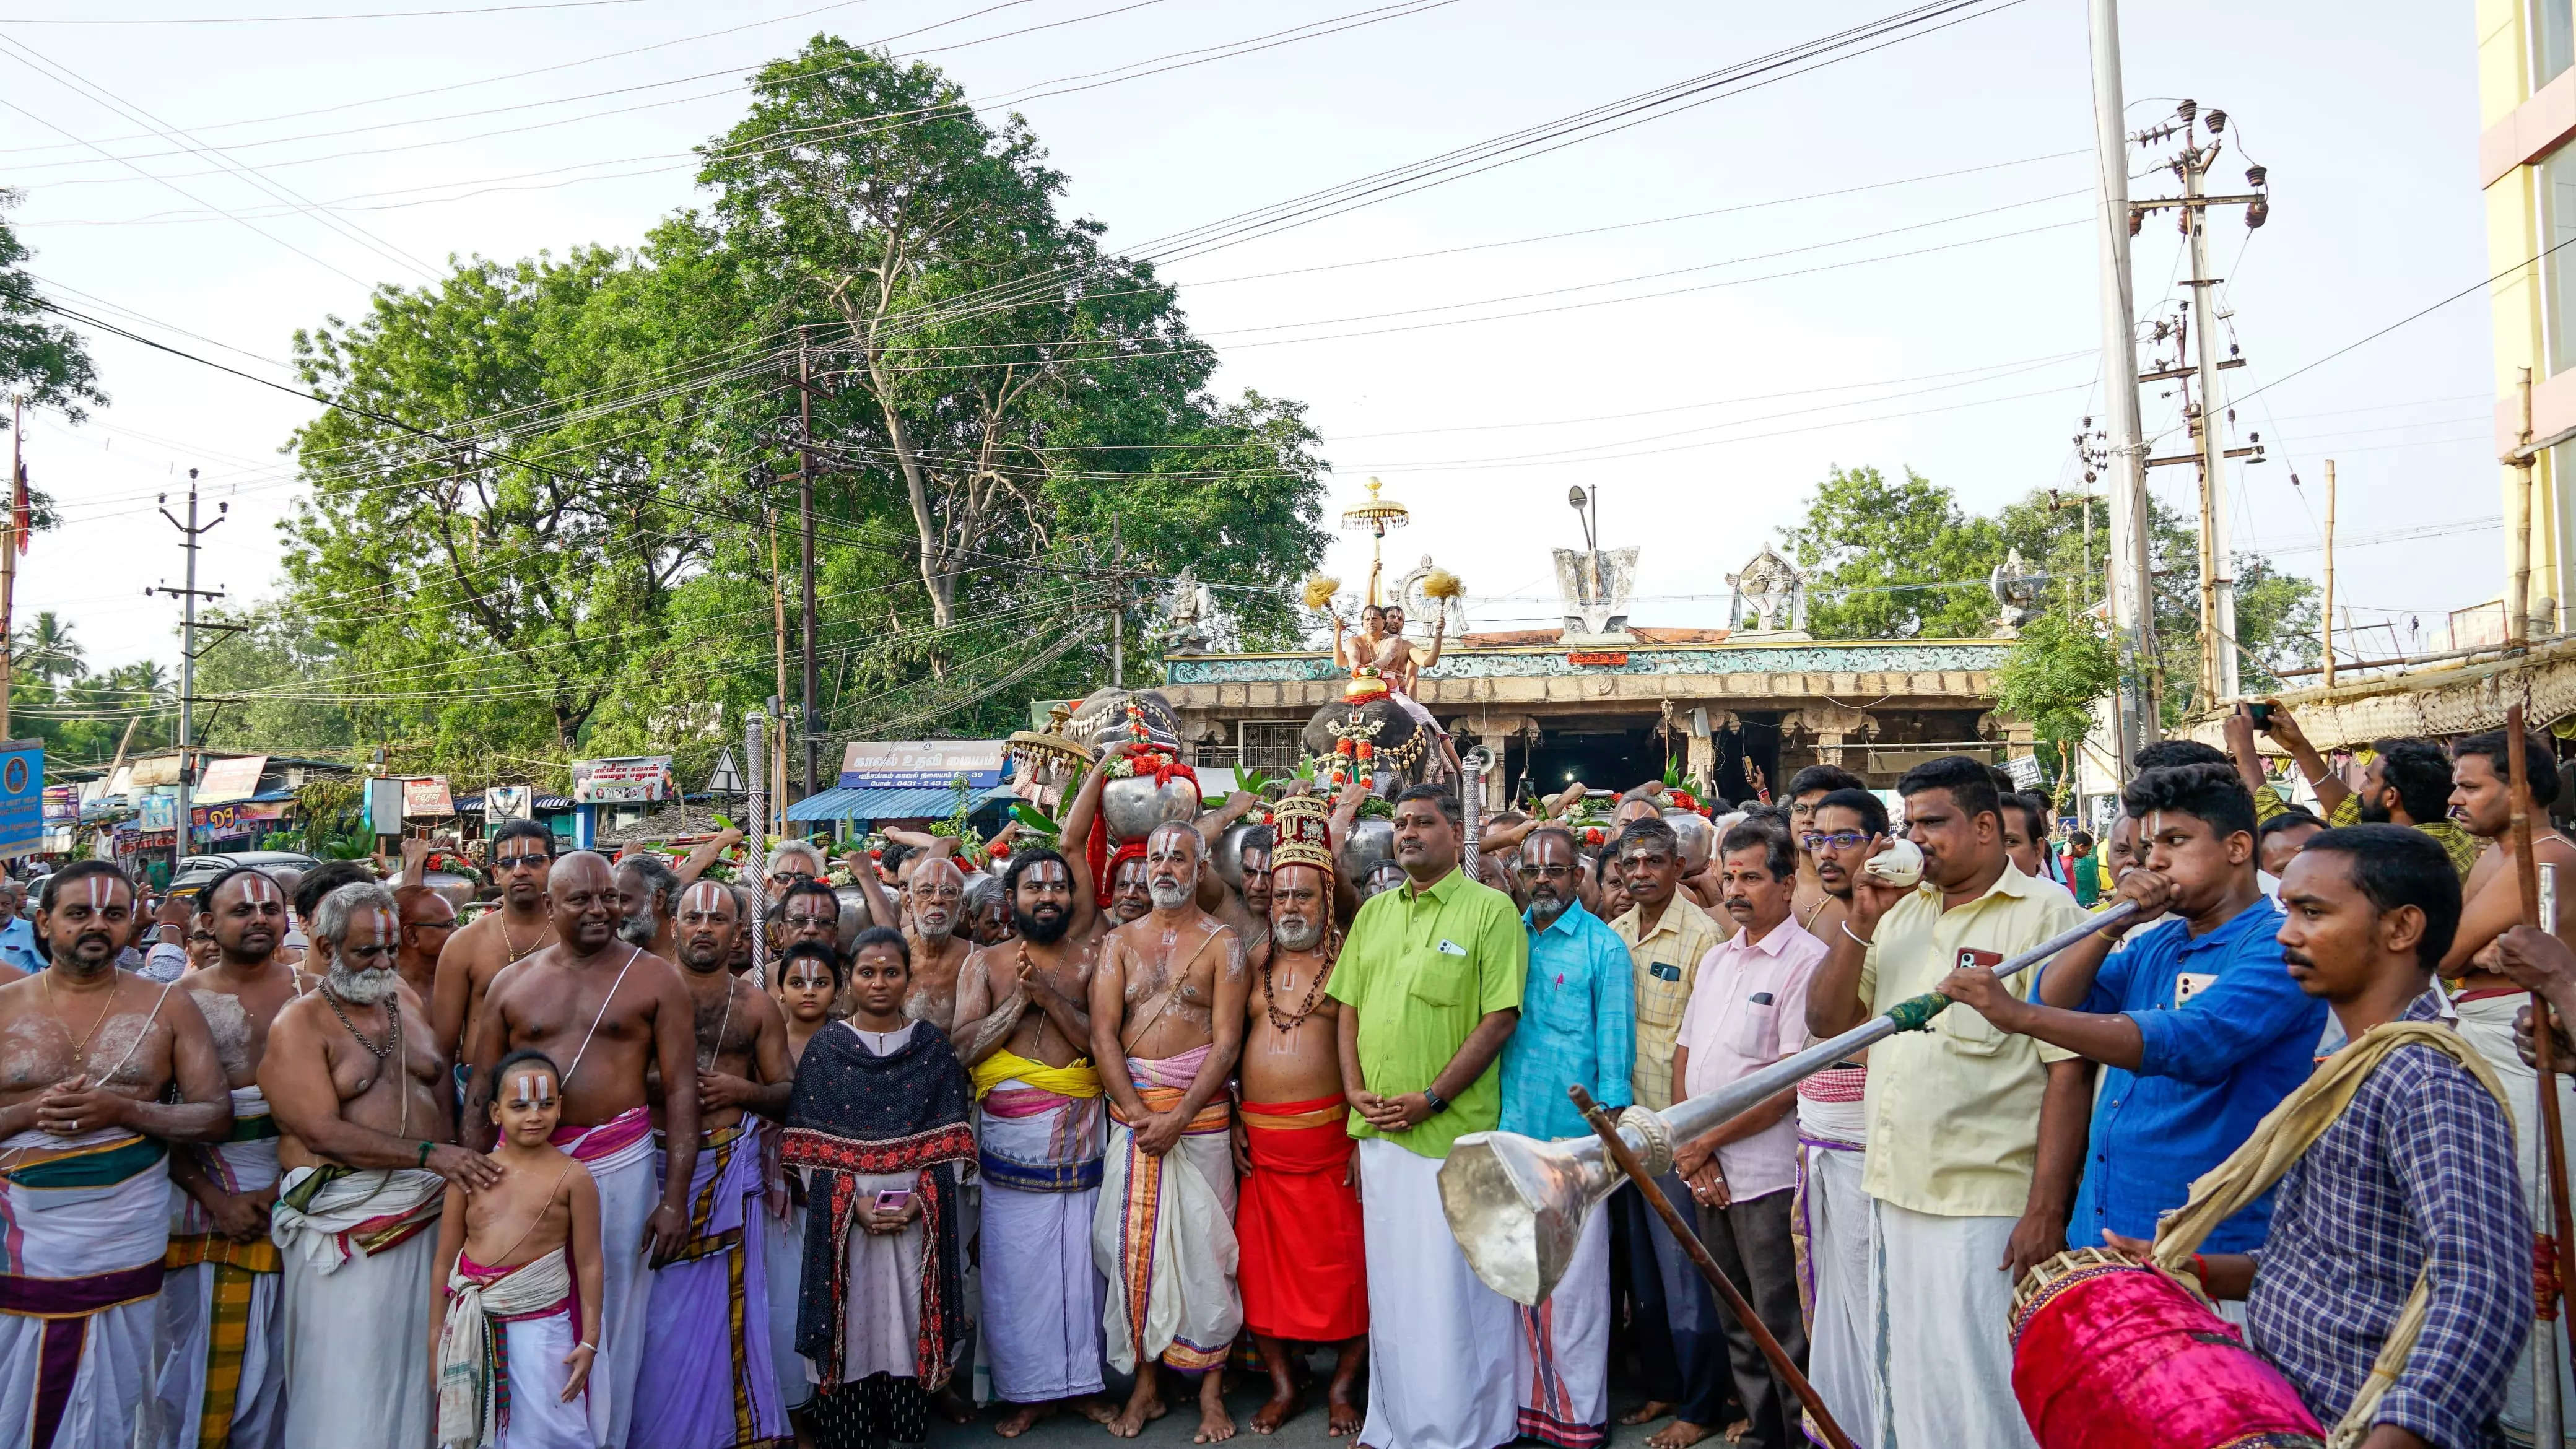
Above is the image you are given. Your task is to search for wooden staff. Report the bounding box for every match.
[2505,705,2576,1380]
[1570,1084,1855,1449]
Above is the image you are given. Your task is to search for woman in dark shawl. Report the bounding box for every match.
[781,927,977,1448]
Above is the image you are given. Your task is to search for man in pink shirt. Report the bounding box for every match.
[1670,819,1829,1449]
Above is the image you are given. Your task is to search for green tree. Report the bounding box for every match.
[1777,465,2003,638]
[0,194,104,423]
[1995,610,2118,788]
[12,609,81,684]
[190,607,360,758]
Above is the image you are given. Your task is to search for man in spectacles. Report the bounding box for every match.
[392,883,458,1002]
[767,839,825,890]
[430,817,557,1063]
[1783,765,1867,938]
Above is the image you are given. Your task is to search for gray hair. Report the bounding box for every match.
[313,882,401,948]
[772,840,825,874]
[617,853,681,916]
[962,872,1004,912]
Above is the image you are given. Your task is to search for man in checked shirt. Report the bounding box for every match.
[2104,824,2528,1447]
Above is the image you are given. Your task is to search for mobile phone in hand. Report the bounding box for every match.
[2244,702,2274,732]
[874,1187,913,1212]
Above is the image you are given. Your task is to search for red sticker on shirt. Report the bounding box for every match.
[1955,949,2003,971]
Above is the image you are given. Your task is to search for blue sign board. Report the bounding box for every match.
[0,742,43,857]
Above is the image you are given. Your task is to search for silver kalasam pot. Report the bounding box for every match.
[1101,773,1199,843]
[1211,819,1264,889]
[1340,817,1397,881]
[1664,810,1715,874]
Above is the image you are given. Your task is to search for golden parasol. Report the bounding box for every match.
[1339,477,1411,606]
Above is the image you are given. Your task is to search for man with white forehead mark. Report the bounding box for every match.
[466,850,701,1449]
[144,866,303,1449]
[856,851,975,1032]
[635,879,795,1449]
[262,881,494,1449]
[1088,819,1250,1443]
[0,859,231,1449]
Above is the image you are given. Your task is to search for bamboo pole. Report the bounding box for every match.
[2321,460,2336,689]
[2505,705,2576,1386]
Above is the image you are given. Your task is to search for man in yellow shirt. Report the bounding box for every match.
[1606,818,1731,1448]
[1804,755,2095,1449]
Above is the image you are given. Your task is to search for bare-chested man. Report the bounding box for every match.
[615,851,681,961]
[858,851,973,1031]
[1230,806,1366,1438]
[263,881,494,1449]
[1196,816,1273,965]
[392,883,457,1003]
[431,817,555,1066]
[635,879,793,1449]
[1089,820,1248,1443]
[0,861,230,1449]
[952,848,1118,1436]
[466,850,700,1449]
[147,866,303,1449]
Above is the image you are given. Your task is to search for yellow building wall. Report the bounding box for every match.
[2482,0,2568,623]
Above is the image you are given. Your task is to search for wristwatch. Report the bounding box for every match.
[1421,1087,1450,1117]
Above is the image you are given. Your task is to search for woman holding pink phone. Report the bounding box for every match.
[779,927,977,1449]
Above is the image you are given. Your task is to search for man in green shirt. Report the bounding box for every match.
[1329,782,1523,1449]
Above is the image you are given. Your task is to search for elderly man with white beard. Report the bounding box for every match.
[858,853,974,1032]
[1089,821,1248,1443]
[616,851,682,960]
[263,882,495,1449]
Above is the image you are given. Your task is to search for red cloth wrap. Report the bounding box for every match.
[1234,1095,1368,1342]
[1084,754,1200,902]
[2009,1255,2324,1449]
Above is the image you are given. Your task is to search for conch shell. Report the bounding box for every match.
[1862,837,1925,889]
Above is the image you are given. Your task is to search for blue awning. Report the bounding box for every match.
[785,784,1016,823]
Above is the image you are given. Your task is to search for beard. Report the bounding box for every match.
[2357,796,2393,824]
[1013,903,1069,946]
[1147,877,1193,910]
[331,965,401,1004]
[1274,913,1323,951]
[915,907,955,942]
[617,911,659,947]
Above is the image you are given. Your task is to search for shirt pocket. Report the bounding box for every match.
[1938,947,2009,1055]
[1405,946,1463,1007]
[1729,994,1782,1061]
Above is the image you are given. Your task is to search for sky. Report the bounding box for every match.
[0,0,2499,677]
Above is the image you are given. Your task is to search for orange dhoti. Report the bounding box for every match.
[1235,1097,1368,1342]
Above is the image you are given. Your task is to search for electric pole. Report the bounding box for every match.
[2,394,20,742]
[2088,0,2158,767]
[2133,98,2270,708]
[148,469,224,861]
[796,337,819,803]
[1108,514,1125,689]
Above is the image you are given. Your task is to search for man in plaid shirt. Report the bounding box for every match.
[2119,825,2526,1447]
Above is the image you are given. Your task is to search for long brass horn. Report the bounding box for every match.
[1439,899,2141,1304]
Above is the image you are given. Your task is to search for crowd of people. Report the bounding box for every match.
[8,696,2576,1449]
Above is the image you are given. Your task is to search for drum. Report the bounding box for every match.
[2008,1247,2325,1449]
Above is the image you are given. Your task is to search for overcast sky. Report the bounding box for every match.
[0,0,2496,674]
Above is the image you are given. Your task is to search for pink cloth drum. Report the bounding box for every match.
[2009,1248,2325,1449]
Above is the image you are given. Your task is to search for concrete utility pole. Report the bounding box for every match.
[149,469,224,861]
[2,395,20,741]
[2133,98,2270,708]
[2321,459,2338,687]
[796,338,819,804]
[2087,0,2159,767]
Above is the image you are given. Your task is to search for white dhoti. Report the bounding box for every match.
[551,1108,655,1449]
[1866,1198,2034,1449]
[2456,994,2576,1442]
[149,1083,286,1449]
[763,1199,813,1412]
[978,1072,1107,1404]
[1357,1137,1514,1449]
[0,1129,171,1449]
[1092,1121,1237,1376]
[1795,1097,1878,1449]
[437,1247,594,1449]
[1513,1195,1608,1449]
[271,1163,446,1449]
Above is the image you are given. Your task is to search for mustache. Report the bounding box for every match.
[2281,949,2313,969]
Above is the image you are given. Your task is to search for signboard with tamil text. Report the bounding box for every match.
[571,757,674,805]
[839,740,1006,790]
[193,801,286,840]
[402,776,456,816]
[0,742,41,858]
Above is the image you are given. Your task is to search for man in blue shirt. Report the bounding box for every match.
[0,878,42,975]
[1939,762,2324,1255]
[1499,824,1636,1449]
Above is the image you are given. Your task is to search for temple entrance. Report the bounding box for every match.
[1505,713,1783,811]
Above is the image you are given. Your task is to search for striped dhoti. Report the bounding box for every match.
[634,1121,788,1449]
[1092,1045,1238,1375]
[149,1084,286,1449]
[0,1129,173,1449]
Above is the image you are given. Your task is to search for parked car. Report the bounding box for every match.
[168,850,322,900]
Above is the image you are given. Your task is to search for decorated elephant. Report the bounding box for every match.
[1300,694,1456,795]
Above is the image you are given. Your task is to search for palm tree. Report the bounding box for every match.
[13,611,81,685]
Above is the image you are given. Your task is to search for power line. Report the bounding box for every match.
[7,0,668,24]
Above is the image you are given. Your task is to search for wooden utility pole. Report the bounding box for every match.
[2513,368,2538,652]
[1108,513,1124,689]
[2321,459,2338,687]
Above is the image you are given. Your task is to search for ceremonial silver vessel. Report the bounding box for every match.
[1100,772,1199,842]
